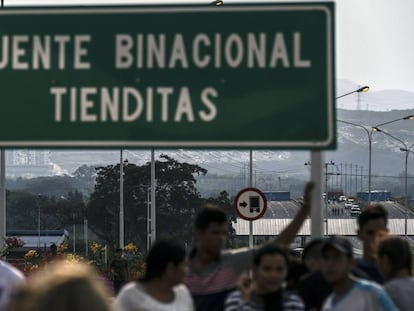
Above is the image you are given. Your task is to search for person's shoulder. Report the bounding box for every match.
[225,289,242,301]
[114,282,148,311]
[354,278,386,296]
[117,282,141,296]
[385,277,414,291]
[0,260,25,282]
[174,284,192,295]
[222,247,252,256]
[284,291,305,309]
[220,247,254,264]
[224,289,243,308]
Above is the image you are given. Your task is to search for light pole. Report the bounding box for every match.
[119,149,125,249]
[337,120,372,203]
[400,144,414,237]
[338,115,414,205]
[36,194,43,249]
[373,127,413,237]
[324,161,335,235]
[37,200,41,249]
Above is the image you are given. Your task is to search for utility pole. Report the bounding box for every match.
[324,161,335,236]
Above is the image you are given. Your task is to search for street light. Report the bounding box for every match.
[338,115,414,205]
[209,0,224,6]
[373,127,413,237]
[336,85,370,99]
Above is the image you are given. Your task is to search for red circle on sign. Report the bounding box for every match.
[234,187,268,221]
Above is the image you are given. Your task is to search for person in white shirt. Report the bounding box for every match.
[0,260,25,311]
[114,237,194,311]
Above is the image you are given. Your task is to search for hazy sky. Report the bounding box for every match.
[9,0,414,94]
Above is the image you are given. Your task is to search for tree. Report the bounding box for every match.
[86,155,207,250]
[6,190,86,231]
[6,190,38,230]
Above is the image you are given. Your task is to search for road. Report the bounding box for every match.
[263,200,414,219]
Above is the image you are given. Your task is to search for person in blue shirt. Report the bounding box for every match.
[320,236,397,311]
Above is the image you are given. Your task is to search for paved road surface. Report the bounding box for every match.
[264,200,413,219]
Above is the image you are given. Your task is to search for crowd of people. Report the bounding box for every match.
[1,182,414,311]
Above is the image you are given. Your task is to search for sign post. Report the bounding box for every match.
[234,187,268,248]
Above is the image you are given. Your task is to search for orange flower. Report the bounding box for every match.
[124,242,138,254]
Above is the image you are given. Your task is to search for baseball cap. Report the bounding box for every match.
[322,236,353,257]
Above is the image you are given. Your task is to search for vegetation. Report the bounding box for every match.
[6,155,234,253]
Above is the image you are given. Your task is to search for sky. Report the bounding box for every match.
[7,0,414,109]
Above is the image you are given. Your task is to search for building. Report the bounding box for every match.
[357,190,391,201]
[262,191,290,201]
[5,150,54,177]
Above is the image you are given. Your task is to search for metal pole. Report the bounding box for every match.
[119,149,124,248]
[151,149,156,245]
[368,132,372,204]
[147,186,151,251]
[311,151,324,238]
[73,224,76,253]
[0,150,5,254]
[325,163,328,235]
[84,218,88,256]
[405,151,408,237]
[249,149,253,248]
[38,199,41,248]
[355,165,358,195]
[345,163,348,195]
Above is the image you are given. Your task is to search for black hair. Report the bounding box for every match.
[195,204,227,231]
[253,244,290,268]
[302,237,324,260]
[378,236,412,277]
[357,204,388,229]
[140,237,186,282]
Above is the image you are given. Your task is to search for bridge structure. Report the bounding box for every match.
[234,201,414,244]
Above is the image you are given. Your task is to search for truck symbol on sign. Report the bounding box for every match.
[238,196,261,213]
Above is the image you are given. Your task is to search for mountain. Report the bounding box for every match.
[43,107,414,177]
[336,79,414,111]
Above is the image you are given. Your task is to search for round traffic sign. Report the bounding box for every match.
[234,187,267,221]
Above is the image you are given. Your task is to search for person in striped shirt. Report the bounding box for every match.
[224,244,304,311]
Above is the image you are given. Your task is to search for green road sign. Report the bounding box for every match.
[0,3,335,148]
